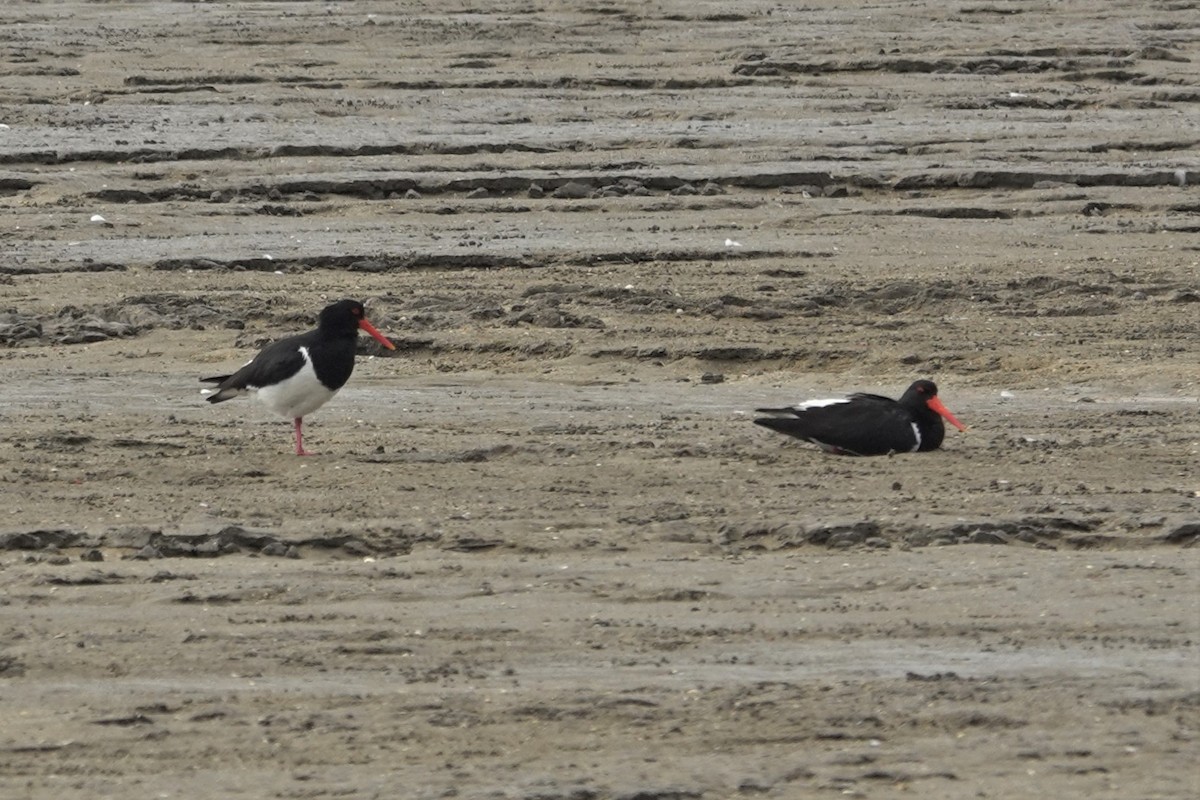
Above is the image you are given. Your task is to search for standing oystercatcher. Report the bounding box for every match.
[753,379,966,456]
[201,299,395,455]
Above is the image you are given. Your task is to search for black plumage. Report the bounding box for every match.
[754,379,966,456]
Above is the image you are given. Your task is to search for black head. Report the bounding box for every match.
[909,380,939,398]
[317,299,369,337]
[898,380,940,412]
[901,379,967,434]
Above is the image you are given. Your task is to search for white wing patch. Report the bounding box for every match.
[757,398,849,417]
[795,398,850,410]
[909,421,921,451]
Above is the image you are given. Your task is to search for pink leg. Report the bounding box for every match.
[294,417,315,456]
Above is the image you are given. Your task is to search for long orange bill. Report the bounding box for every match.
[358,318,396,350]
[927,396,967,431]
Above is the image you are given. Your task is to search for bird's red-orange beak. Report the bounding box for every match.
[927,396,967,431]
[358,318,396,350]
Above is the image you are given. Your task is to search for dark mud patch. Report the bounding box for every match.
[2,524,437,560]
[716,515,1198,553]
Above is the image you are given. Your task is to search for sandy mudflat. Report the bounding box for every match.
[1,2,1198,798]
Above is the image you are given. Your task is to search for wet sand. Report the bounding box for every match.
[1,2,1198,798]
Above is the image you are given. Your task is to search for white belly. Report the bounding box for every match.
[253,350,338,419]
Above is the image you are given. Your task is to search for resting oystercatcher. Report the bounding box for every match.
[753,379,966,456]
[201,299,395,455]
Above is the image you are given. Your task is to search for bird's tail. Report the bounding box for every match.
[200,375,237,403]
[752,417,812,438]
[753,406,798,417]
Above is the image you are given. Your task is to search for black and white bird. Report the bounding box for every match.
[753,379,966,456]
[201,299,395,455]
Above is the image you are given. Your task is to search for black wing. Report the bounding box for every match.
[202,333,309,403]
[754,397,918,456]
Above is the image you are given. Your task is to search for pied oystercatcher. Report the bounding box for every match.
[754,379,967,456]
[201,299,395,455]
